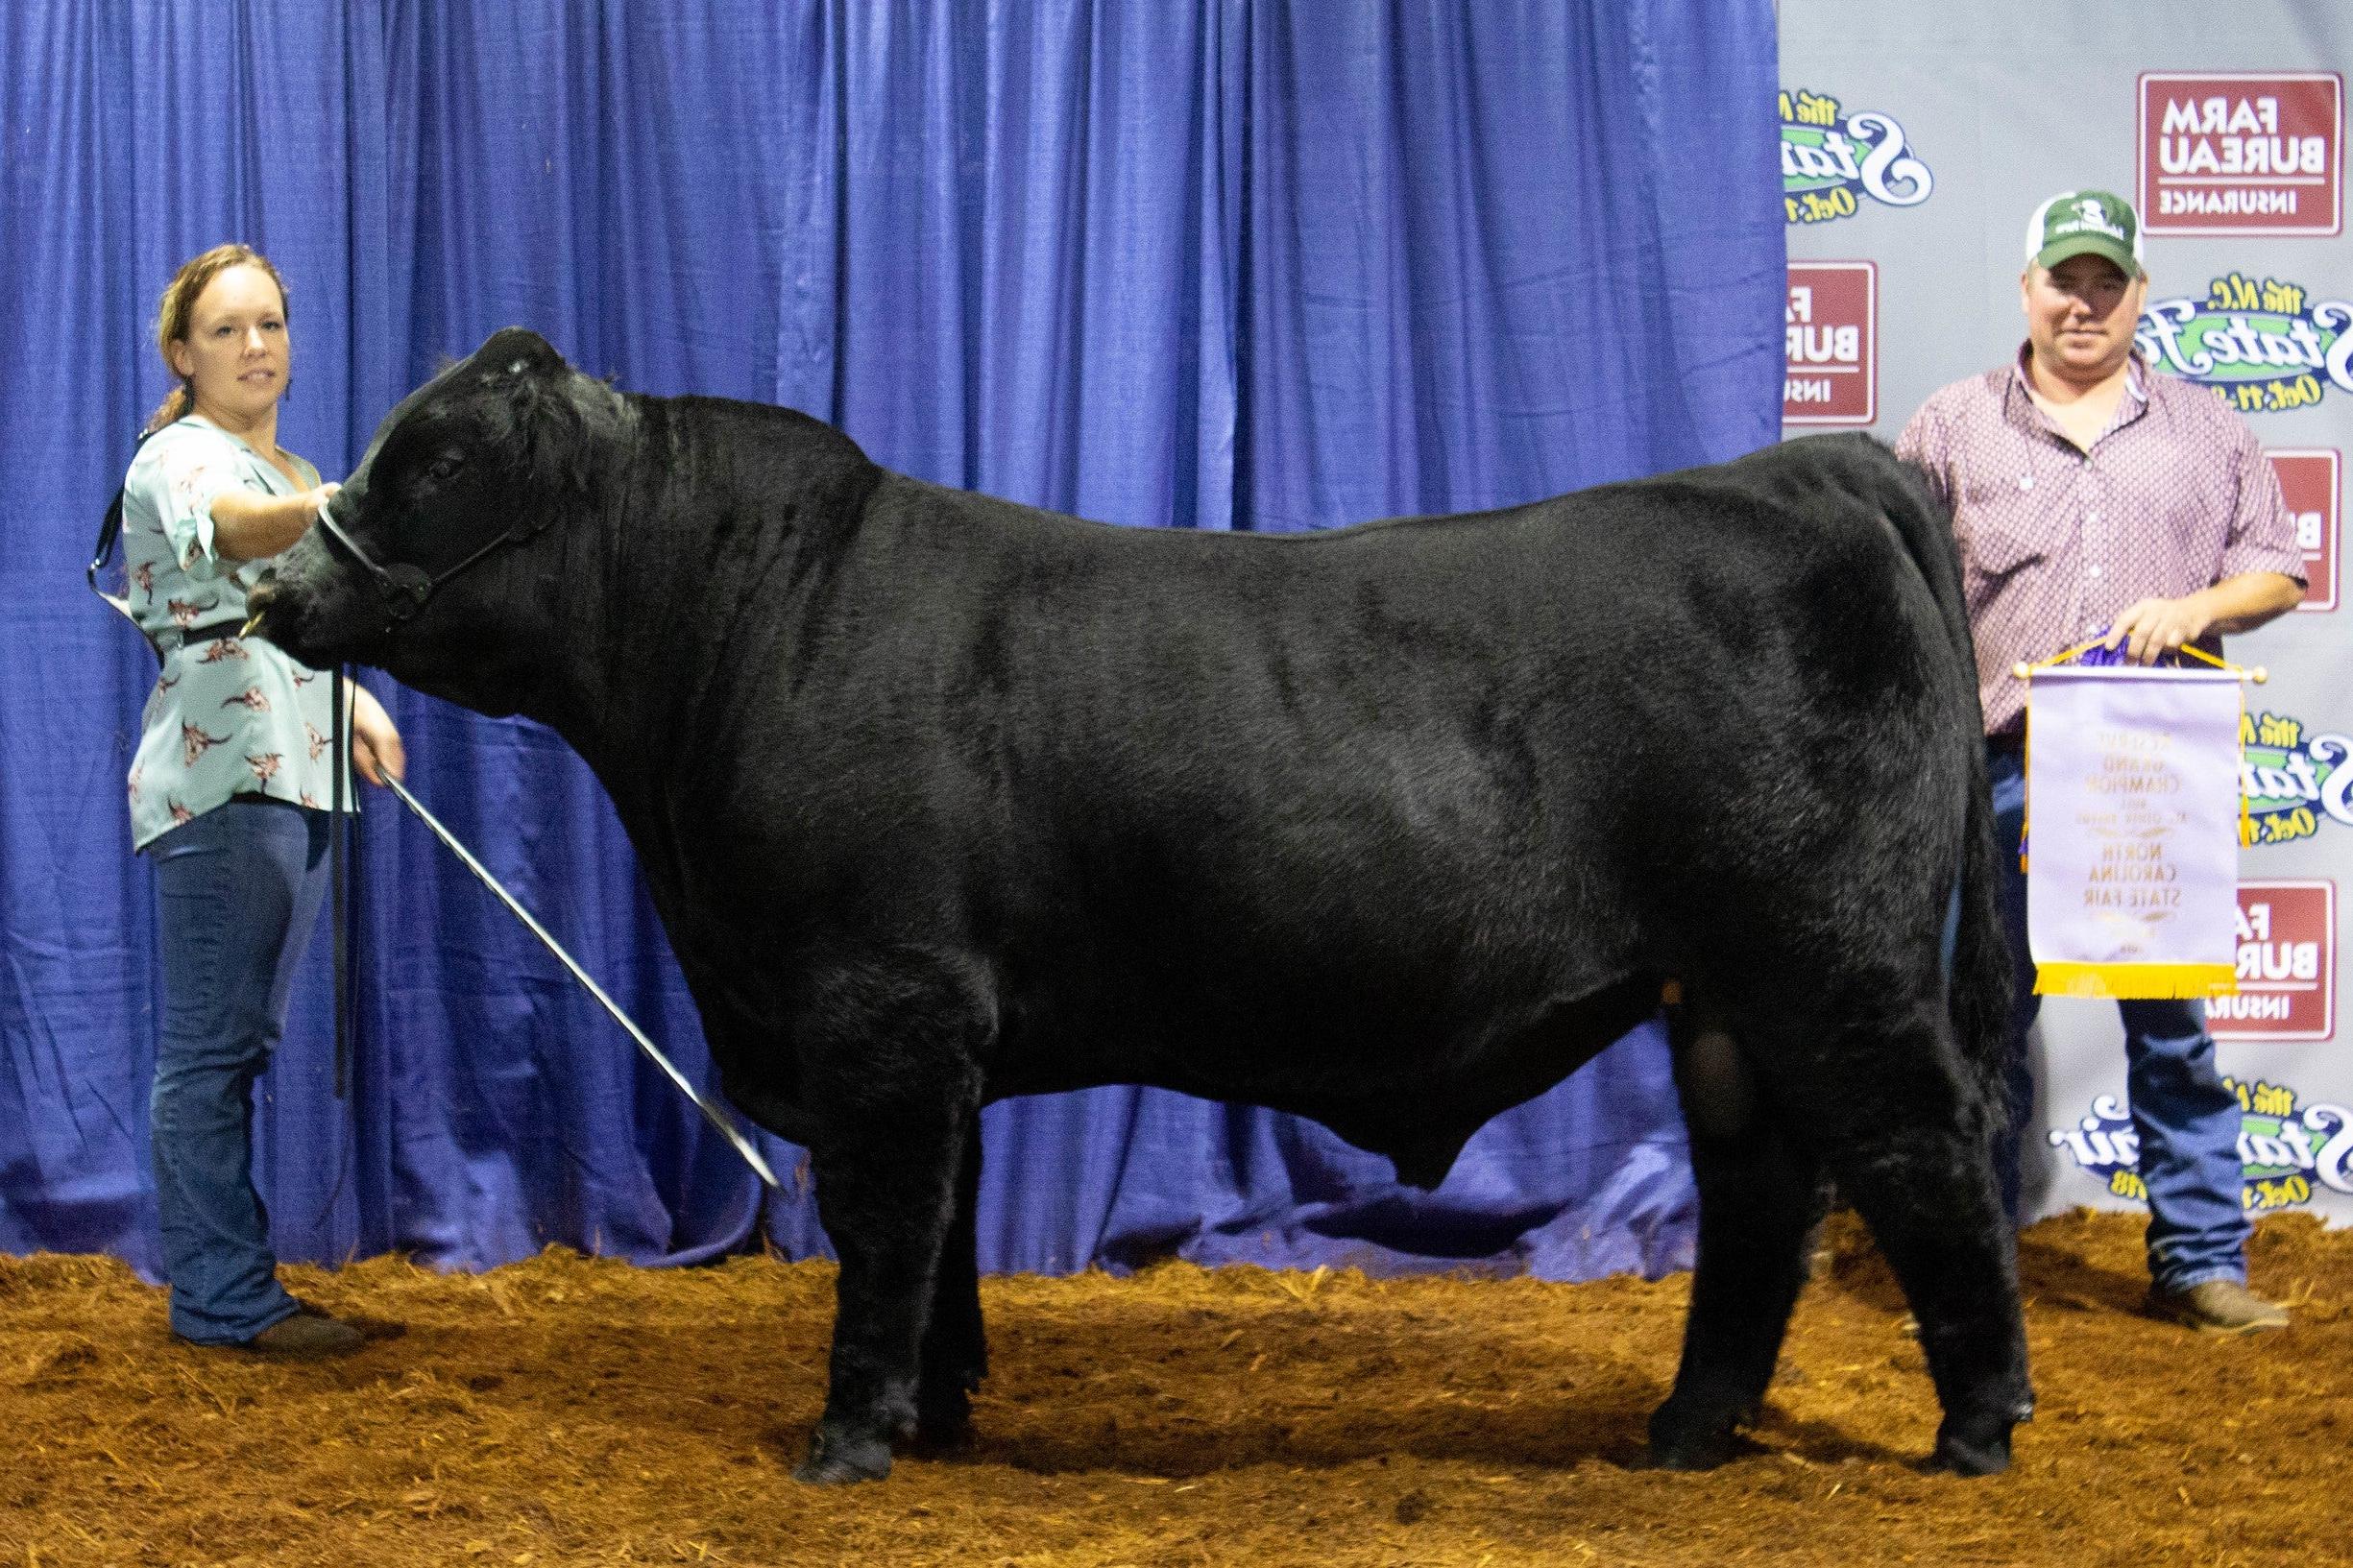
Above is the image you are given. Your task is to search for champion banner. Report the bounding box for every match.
[2027,666,2244,999]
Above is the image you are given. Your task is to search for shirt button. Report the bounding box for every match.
[2019,474,2035,491]
[2088,565,2103,579]
[2087,512,2099,524]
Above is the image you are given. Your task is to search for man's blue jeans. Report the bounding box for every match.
[148,797,330,1343]
[1987,742,2248,1292]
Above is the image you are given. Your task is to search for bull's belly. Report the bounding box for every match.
[977,970,1663,1188]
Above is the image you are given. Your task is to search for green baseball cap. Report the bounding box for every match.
[2024,189,2145,277]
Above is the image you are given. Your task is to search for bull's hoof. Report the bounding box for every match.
[911,1388,975,1456]
[792,1426,894,1485]
[1926,1422,2013,1477]
[1647,1401,1739,1471]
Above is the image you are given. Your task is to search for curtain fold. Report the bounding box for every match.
[0,0,1783,1283]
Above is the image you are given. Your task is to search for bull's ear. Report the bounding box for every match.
[477,327,566,377]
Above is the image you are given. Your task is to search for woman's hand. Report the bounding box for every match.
[347,684,406,786]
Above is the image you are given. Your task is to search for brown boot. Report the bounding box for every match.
[2146,1280,2289,1335]
[238,1309,367,1359]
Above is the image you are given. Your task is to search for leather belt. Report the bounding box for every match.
[155,619,249,655]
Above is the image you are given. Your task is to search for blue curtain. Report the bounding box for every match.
[0,1,1783,1283]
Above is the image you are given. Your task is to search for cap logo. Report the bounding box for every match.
[2050,201,2127,243]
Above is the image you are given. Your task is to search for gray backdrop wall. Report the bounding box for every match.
[1780,0,2353,1225]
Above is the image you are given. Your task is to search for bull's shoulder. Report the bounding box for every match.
[643,396,886,551]
[1641,434,1936,542]
[656,394,880,481]
[1709,432,1909,502]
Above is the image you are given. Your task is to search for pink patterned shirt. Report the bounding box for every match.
[1896,348,2304,736]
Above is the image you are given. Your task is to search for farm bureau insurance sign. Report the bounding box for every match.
[1784,262,1877,425]
[1780,88,1931,226]
[2209,881,2335,1042]
[2268,449,2341,612]
[2140,73,2341,236]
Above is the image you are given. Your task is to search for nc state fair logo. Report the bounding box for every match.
[2051,1077,2353,1213]
[1779,88,1932,225]
[2136,274,2352,416]
[2240,709,2353,847]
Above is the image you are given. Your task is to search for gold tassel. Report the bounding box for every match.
[2033,961,2238,1000]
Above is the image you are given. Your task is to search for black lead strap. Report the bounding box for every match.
[88,427,158,636]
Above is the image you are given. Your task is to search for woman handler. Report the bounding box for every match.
[123,244,404,1357]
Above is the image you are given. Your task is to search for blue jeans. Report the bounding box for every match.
[148,797,331,1343]
[1987,743,2248,1292]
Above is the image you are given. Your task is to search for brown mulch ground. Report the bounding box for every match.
[1,1209,2345,1567]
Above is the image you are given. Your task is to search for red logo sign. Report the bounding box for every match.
[2141,73,2342,236]
[2268,449,2340,612]
[2211,880,2335,1041]
[1784,262,1876,426]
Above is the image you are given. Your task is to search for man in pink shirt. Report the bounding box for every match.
[1897,189,2304,1335]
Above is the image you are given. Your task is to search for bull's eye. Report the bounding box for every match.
[425,454,466,484]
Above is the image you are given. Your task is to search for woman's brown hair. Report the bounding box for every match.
[144,243,291,434]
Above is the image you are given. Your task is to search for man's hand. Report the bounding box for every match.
[2103,573,2306,664]
[348,684,406,786]
[2104,595,2213,665]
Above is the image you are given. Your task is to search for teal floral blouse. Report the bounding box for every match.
[122,417,350,850]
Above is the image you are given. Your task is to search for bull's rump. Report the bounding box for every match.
[693,435,1969,1133]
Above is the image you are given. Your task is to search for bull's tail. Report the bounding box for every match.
[1944,743,2015,1128]
[1876,446,2014,1121]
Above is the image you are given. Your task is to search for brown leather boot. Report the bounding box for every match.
[239,1309,367,1359]
[2146,1280,2289,1335]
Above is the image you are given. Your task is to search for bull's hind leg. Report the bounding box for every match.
[1650,1017,1822,1469]
[912,1118,986,1452]
[1809,1004,2032,1475]
[793,955,990,1484]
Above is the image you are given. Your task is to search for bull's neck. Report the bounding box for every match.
[527,394,878,811]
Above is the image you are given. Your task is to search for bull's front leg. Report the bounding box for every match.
[792,958,990,1485]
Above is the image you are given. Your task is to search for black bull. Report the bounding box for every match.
[251,328,2032,1482]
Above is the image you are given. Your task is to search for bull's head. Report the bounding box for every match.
[248,327,630,717]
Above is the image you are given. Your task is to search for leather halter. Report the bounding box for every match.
[311,492,550,635]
